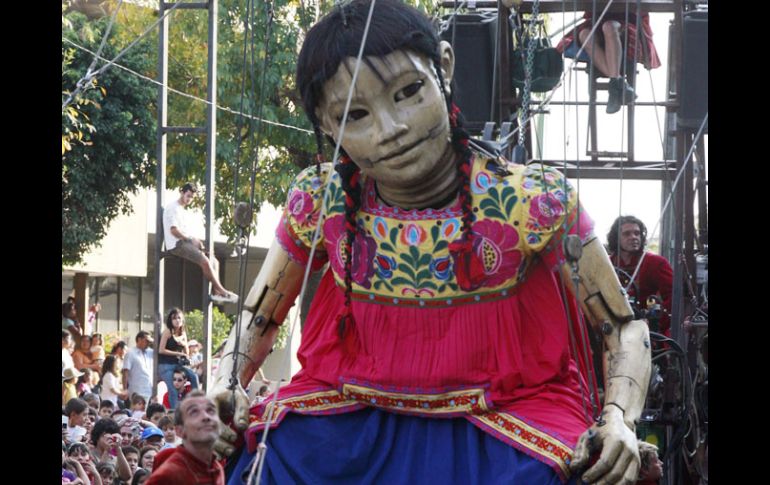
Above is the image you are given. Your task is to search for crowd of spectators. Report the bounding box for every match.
[63,300,208,483]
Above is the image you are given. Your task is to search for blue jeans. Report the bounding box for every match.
[158,361,199,409]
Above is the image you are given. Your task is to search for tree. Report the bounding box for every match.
[62,10,157,265]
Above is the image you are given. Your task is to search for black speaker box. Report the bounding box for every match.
[441,14,507,132]
[679,10,708,132]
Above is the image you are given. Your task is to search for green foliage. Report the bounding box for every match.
[62,11,157,265]
[183,307,234,352]
[184,307,290,352]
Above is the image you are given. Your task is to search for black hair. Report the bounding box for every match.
[146,403,166,418]
[122,445,140,456]
[607,215,648,255]
[100,399,116,410]
[101,355,119,378]
[135,331,151,343]
[65,398,88,417]
[296,0,474,340]
[91,417,120,447]
[165,307,184,335]
[131,468,151,485]
[111,341,127,353]
[158,415,173,429]
[62,302,75,318]
[181,182,198,194]
[67,442,89,456]
[131,393,147,406]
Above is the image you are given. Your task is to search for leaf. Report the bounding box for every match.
[415,269,432,282]
[391,276,413,287]
[417,253,432,268]
[397,263,416,280]
[380,242,395,253]
[389,227,399,246]
[430,224,439,243]
[480,198,498,210]
[505,195,518,215]
[409,245,419,262]
[435,241,448,252]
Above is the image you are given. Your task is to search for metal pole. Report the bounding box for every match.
[201,0,218,392]
[153,0,170,401]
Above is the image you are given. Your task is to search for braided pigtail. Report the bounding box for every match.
[313,125,327,176]
[446,103,486,291]
[333,154,362,342]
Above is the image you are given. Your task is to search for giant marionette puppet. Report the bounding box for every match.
[209,1,651,483]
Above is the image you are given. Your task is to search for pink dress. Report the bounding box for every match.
[248,156,597,480]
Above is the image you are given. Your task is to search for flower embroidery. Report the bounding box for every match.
[529,193,565,228]
[324,215,376,289]
[287,189,316,227]
[471,171,497,194]
[449,220,522,290]
[373,217,389,240]
[400,223,427,246]
[430,256,452,281]
[375,254,396,279]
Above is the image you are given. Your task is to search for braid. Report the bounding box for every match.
[449,106,474,244]
[313,125,326,176]
[334,154,361,339]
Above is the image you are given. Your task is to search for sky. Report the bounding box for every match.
[540,11,685,247]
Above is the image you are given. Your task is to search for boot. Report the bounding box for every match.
[606,77,623,114]
[607,77,637,114]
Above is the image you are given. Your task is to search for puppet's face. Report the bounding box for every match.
[317,44,455,188]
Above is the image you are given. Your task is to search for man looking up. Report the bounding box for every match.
[146,391,225,485]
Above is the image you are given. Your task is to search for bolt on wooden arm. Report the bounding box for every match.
[211,239,307,391]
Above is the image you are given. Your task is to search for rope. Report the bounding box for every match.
[63,0,192,110]
[623,114,708,294]
[251,2,380,482]
[61,38,313,135]
[62,0,125,110]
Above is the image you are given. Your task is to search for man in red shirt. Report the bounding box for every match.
[607,215,674,335]
[146,390,225,485]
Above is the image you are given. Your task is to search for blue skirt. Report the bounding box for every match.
[227,408,584,484]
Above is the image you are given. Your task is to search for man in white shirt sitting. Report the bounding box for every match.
[162,182,238,304]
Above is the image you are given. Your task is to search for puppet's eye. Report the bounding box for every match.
[395,80,424,101]
[338,109,369,123]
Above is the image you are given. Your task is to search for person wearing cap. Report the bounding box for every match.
[141,426,166,449]
[122,331,155,406]
[163,182,238,304]
[62,367,83,406]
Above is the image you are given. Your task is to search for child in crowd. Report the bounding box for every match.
[91,331,106,364]
[122,445,140,475]
[62,441,90,484]
[139,446,158,472]
[130,393,147,420]
[96,461,117,485]
[76,368,93,396]
[140,426,165,449]
[62,368,82,406]
[67,442,100,484]
[130,468,150,485]
[99,399,116,420]
[145,403,166,426]
[158,415,180,448]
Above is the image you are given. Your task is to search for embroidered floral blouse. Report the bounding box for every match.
[257,155,596,481]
